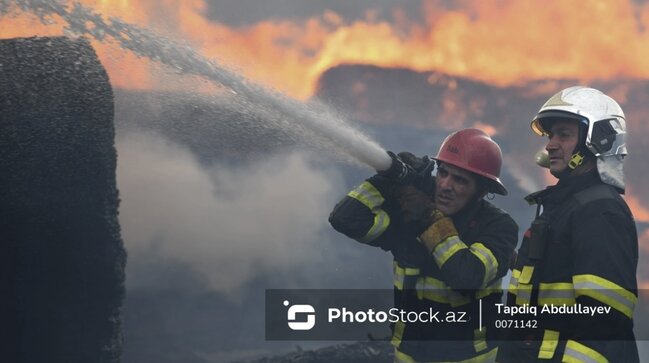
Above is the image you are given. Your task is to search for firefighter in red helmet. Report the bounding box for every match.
[329,128,518,363]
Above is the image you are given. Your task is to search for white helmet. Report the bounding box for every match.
[531,86,627,190]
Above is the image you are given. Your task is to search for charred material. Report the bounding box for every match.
[0,37,125,363]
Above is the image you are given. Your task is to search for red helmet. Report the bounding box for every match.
[433,128,507,195]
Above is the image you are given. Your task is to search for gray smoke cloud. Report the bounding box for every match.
[116,130,344,292]
[502,153,546,195]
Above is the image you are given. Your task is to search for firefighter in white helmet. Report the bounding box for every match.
[499,86,639,362]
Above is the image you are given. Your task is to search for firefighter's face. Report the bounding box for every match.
[545,120,579,177]
[435,163,478,216]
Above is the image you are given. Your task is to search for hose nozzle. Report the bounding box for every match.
[377,151,413,182]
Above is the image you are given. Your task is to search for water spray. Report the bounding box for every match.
[0,0,393,171]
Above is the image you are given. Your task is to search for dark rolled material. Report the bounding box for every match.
[0,36,125,363]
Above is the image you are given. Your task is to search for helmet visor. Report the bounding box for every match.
[531,111,588,136]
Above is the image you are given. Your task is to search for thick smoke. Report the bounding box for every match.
[116,131,344,292]
[502,153,546,195]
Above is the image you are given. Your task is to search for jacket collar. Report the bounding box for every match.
[525,170,601,206]
[451,198,483,233]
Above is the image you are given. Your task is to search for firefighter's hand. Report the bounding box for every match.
[398,151,436,194]
[394,185,435,229]
[397,152,431,173]
[418,210,458,254]
[377,151,415,183]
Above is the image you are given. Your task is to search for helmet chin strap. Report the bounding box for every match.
[568,151,585,170]
[556,147,592,179]
[556,123,593,179]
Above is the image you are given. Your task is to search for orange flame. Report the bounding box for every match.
[625,190,649,223]
[182,0,649,98]
[640,228,649,250]
[4,0,649,99]
[639,229,649,281]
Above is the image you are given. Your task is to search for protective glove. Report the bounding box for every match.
[394,185,435,230]
[418,210,459,254]
[397,152,431,173]
[377,151,415,183]
[397,151,435,194]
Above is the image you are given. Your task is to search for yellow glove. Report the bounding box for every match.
[418,210,458,254]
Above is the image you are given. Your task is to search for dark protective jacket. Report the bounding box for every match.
[499,171,639,362]
[329,174,518,363]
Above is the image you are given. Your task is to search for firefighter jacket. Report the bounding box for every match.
[499,171,639,363]
[329,174,518,363]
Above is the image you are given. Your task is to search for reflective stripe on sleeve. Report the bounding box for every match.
[538,282,576,306]
[415,276,499,306]
[347,181,390,243]
[573,274,637,319]
[393,262,420,290]
[538,329,560,359]
[563,340,608,363]
[432,235,467,268]
[347,181,384,208]
[415,276,471,307]
[469,242,499,286]
[359,209,390,243]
